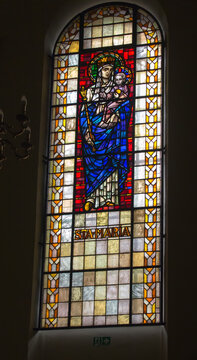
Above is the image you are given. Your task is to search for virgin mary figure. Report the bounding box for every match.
[80,52,132,211]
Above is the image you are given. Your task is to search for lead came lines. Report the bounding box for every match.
[41,5,163,329]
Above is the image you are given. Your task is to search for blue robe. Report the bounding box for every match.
[80,99,131,198]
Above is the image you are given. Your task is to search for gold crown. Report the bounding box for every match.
[88,52,124,82]
[97,55,116,68]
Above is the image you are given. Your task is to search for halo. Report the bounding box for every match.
[88,52,124,82]
[114,66,133,84]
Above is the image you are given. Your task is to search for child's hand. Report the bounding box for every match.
[114,92,120,98]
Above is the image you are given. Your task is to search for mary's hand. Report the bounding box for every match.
[85,130,95,147]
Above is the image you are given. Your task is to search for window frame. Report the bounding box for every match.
[39,2,165,330]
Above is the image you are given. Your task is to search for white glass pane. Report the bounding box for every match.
[114,16,123,23]
[67,79,78,91]
[64,172,74,185]
[66,105,76,118]
[92,38,102,48]
[63,200,73,212]
[135,124,145,137]
[133,238,144,251]
[92,26,102,38]
[84,27,92,39]
[119,285,130,299]
[136,59,147,71]
[109,211,119,225]
[114,23,123,35]
[62,214,72,228]
[113,36,123,45]
[67,91,77,104]
[157,136,161,148]
[86,213,96,227]
[103,37,112,47]
[62,228,72,242]
[124,34,132,44]
[64,159,75,172]
[60,257,71,271]
[103,16,113,24]
[135,137,145,151]
[136,71,146,84]
[136,46,147,58]
[64,144,75,157]
[68,66,78,79]
[83,39,91,48]
[135,98,146,111]
[63,186,73,199]
[103,25,113,36]
[136,84,146,97]
[59,273,70,287]
[124,22,132,33]
[156,122,162,135]
[134,152,145,166]
[135,111,145,124]
[158,69,162,81]
[134,194,145,207]
[132,314,143,324]
[68,54,79,66]
[134,166,145,180]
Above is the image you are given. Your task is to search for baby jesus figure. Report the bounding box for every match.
[113,71,129,99]
[99,71,129,129]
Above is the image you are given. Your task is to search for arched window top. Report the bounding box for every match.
[40,3,164,329]
[54,4,162,55]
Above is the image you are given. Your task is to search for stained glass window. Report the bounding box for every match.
[40,4,164,328]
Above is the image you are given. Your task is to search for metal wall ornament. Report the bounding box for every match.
[0,96,32,170]
[40,3,165,329]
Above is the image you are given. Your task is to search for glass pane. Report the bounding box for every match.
[113,36,123,45]
[114,23,123,35]
[92,38,102,48]
[103,37,112,47]
[124,22,132,33]
[92,26,102,38]
[103,25,113,36]
[84,27,91,39]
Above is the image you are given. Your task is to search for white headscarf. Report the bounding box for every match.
[92,64,114,102]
